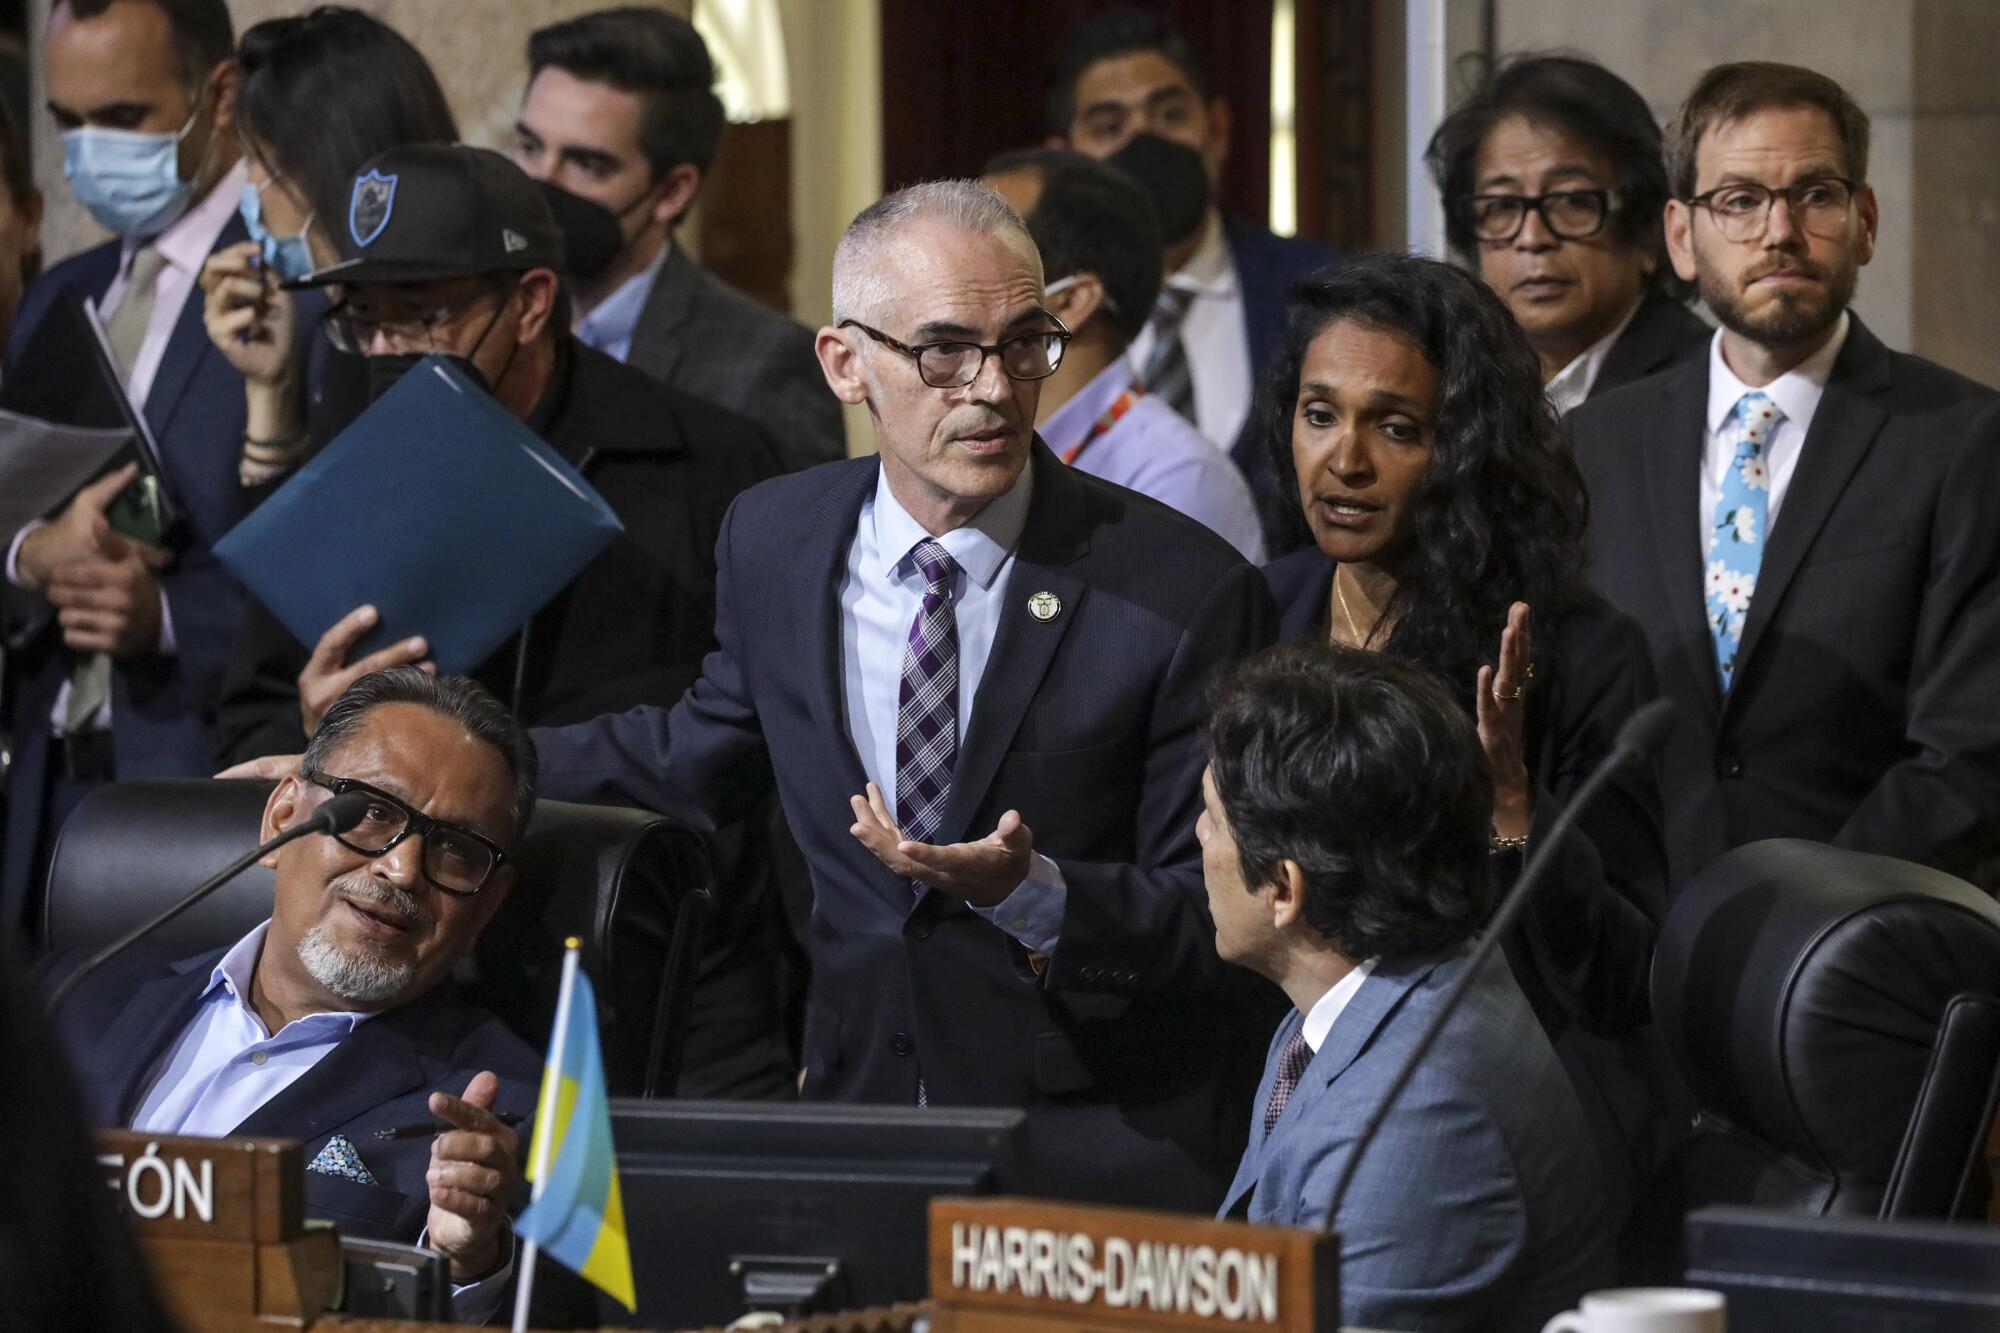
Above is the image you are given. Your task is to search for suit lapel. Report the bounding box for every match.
[143,215,248,440]
[92,954,220,1126]
[932,443,1087,847]
[627,246,701,382]
[1727,320,1894,703]
[1638,366,1725,716]
[1595,294,1679,391]
[806,459,879,803]
[230,987,463,1142]
[1219,1009,1303,1217]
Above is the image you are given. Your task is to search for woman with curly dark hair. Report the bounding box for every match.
[1259,250,1674,1236]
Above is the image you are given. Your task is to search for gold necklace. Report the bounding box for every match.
[1333,570,1373,647]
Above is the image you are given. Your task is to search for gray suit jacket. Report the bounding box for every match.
[628,246,844,471]
[1220,950,1614,1332]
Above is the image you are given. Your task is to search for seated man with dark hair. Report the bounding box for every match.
[1203,643,1611,1332]
[46,667,541,1323]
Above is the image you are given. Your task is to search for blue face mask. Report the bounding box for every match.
[59,93,207,237]
[239,179,317,281]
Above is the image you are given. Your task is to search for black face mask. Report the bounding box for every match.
[365,351,486,403]
[1107,132,1212,247]
[537,182,628,287]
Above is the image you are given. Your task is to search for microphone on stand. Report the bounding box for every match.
[47,789,376,1013]
[1320,697,1678,1230]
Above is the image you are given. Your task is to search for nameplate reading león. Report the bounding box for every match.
[94,1129,306,1244]
[929,1197,1335,1332]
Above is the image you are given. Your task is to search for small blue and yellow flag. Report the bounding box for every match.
[513,942,636,1312]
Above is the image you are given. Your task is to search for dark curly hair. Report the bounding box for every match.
[1425,52,1687,302]
[1261,251,1592,708]
[1207,641,1494,960]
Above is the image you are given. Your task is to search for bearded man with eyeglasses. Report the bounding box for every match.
[526,179,1280,1211]
[1573,62,2000,894]
[43,669,542,1321]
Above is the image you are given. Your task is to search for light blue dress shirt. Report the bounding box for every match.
[573,243,670,363]
[1042,357,1266,564]
[837,457,1067,953]
[128,922,510,1321]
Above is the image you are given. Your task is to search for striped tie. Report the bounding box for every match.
[1139,285,1197,422]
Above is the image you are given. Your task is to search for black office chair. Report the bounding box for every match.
[1652,838,2000,1221]
[40,778,712,1098]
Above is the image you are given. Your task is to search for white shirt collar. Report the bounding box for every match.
[1544,296,1645,415]
[1300,957,1377,1053]
[1167,209,1236,297]
[576,239,671,338]
[1706,309,1849,437]
[201,919,375,1034]
[129,159,247,278]
[865,452,1034,591]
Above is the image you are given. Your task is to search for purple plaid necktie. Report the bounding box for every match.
[896,539,961,851]
[1262,1028,1313,1139]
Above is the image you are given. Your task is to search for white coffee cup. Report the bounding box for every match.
[1541,1287,1727,1333]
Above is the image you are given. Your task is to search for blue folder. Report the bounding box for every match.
[214,355,623,675]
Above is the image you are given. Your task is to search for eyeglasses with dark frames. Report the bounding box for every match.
[1463,188,1621,244]
[321,277,515,356]
[838,317,1072,389]
[303,769,509,897]
[1684,176,1859,244]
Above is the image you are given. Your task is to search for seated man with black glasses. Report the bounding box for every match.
[43,668,542,1323]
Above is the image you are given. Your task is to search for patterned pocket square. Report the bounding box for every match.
[306,1134,380,1186]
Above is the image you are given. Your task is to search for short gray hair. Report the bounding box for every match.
[830,178,1036,324]
[300,668,539,841]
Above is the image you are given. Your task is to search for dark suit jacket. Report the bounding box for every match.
[1587,291,1712,403]
[1572,316,2000,889]
[2,222,260,927]
[1221,215,1339,552]
[46,944,540,1245]
[628,246,844,472]
[1220,951,1614,1332]
[533,443,1280,1207]
[1264,549,1677,1210]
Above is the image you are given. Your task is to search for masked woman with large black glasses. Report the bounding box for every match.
[1258,251,1676,1252]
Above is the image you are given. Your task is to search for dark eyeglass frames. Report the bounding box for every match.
[304,769,508,897]
[838,317,1072,389]
[1684,176,1859,243]
[1462,189,1621,243]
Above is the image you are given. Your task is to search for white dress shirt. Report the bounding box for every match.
[1698,311,1849,554]
[1544,296,1644,416]
[837,457,1067,952]
[128,921,510,1321]
[5,163,247,731]
[1300,958,1378,1053]
[1126,210,1252,452]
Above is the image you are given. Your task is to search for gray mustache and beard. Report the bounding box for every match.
[297,872,434,1004]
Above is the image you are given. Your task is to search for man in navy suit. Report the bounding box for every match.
[46,669,539,1322]
[532,179,1277,1208]
[3,0,259,934]
[1045,6,1335,547]
[1203,643,1610,1331]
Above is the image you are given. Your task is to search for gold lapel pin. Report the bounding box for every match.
[1027,591,1062,622]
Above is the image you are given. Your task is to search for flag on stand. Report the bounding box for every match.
[510,939,635,1328]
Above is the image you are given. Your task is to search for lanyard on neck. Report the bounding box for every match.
[1060,384,1145,466]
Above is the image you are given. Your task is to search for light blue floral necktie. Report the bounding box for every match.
[1705,390,1784,689]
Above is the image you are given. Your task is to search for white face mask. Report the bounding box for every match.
[59,87,208,238]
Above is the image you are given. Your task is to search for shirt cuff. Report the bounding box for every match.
[418,1225,515,1325]
[972,852,1066,955]
[6,520,44,589]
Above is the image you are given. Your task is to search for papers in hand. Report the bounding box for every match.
[0,407,132,543]
[213,355,625,676]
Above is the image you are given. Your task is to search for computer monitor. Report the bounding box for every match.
[1684,1206,2000,1330]
[602,1098,1028,1328]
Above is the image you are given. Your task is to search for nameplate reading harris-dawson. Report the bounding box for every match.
[928,1198,1335,1331]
